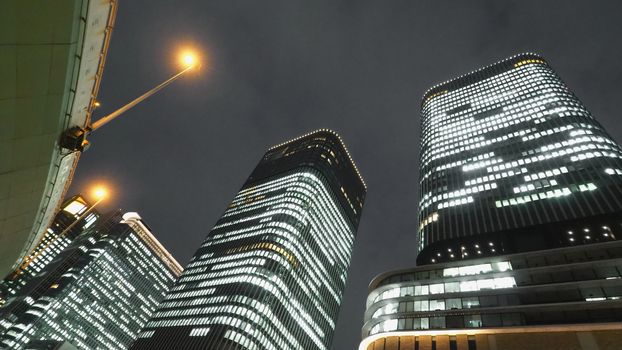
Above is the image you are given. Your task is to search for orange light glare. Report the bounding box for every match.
[179,50,199,69]
[92,186,108,200]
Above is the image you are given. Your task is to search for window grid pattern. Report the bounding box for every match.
[132,131,366,350]
[0,217,178,349]
[135,170,356,350]
[418,53,622,261]
[0,197,98,303]
[362,240,622,340]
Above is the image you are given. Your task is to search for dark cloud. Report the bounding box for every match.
[69,1,622,348]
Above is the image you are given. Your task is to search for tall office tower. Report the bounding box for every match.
[418,53,622,265]
[0,196,98,304]
[360,54,622,350]
[131,129,366,350]
[0,212,182,349]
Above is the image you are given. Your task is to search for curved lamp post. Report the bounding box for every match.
[61,51,200,152]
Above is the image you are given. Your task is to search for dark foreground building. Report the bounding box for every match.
[0,212,182,349]
[361,54,622,350]
[132,129,366,350]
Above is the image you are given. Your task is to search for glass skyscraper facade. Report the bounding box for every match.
[0,212,182,349]
[131,129,366,350]
[0,196,98,305]
[418,53,622,265]
[361,241,622,350]
[361,54,622,350]
[21,340,77,350]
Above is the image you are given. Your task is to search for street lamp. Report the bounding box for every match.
[61,49,201,152]
[91,185,109,203]
[13,185,109,276]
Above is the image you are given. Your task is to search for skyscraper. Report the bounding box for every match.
[361,54,622,350]
[131,129,366,350]
[0,195,99,304]
[417,52,622,264]
[0,212,182,349]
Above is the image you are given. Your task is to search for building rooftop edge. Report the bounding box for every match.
[121,212,184,277]
[268,128,367,190]
[420,52,546,107]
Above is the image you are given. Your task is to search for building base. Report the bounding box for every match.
[360,323,622,350]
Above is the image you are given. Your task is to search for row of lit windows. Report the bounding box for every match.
[147,170,354,350]
[423,64,557,115]
[426,89,578,146]
[187,230,341,306]
[0,226,175,350]
[495,182,597,208]
[190,220,345,304]
[425,67,569,119]
[369,312,522,335]
[150,294,304,349]
[423,99,586,164]
[424,126,534,167]
[373,277,517,304]
[372,296,482,319]
[427,101,580,150]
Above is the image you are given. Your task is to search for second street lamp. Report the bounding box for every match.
[61,50,201,152]
[13,184,109,276]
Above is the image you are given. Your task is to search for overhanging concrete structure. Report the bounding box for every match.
[0,0,117,276]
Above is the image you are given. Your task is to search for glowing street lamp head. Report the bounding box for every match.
[179,50,199,69]
[92,186,108,201]
[182,53,196,67]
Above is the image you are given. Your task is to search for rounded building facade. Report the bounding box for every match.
[361,241,622,350]
[131,130,366,350]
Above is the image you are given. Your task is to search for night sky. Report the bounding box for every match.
[69,1,622,348]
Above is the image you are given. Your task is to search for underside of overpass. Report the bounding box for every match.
[0,0,116,276]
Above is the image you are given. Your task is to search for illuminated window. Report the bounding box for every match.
[63,200,87,215]
[429,283,444,294]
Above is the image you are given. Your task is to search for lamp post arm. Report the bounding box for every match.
[90,65,194,132]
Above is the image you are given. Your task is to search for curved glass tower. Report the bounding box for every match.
[418,53,622,265]
[131,129,366,350]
